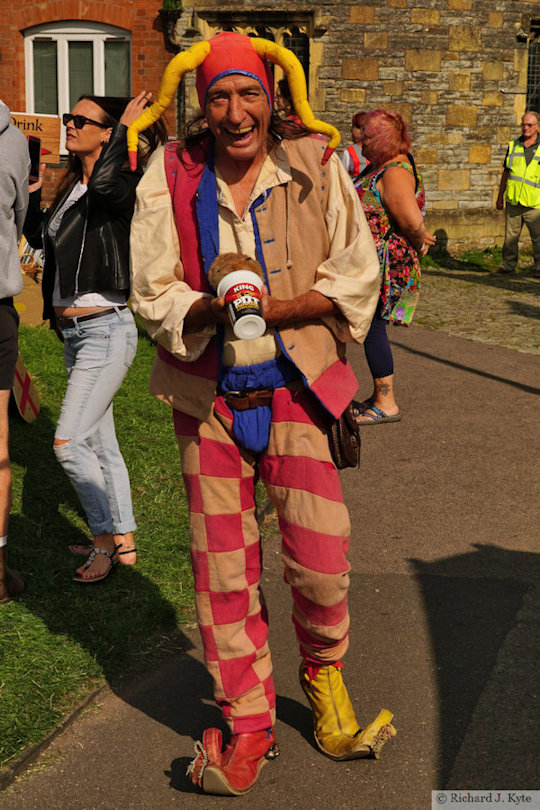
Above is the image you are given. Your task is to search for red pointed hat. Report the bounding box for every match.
[195,32,274,110]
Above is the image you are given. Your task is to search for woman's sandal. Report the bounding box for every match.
[356,404,402,425]
[73,547,117,583]
[351,399,374,420]
[69,541,137,566]
[115,542,137,565]
[69,543,93,556]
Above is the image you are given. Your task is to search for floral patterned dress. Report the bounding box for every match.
[355,160,425,325]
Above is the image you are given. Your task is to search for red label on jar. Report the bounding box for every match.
[225,283,262,320]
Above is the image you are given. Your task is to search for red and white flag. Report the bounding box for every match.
[12,353,40,423]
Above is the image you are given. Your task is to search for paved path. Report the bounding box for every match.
[416,266,540,355]
[2,325,539,809]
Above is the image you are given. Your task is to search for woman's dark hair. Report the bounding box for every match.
[53,95,167,208]
[277,78,293,105]
[82,95,125,126]
[179,109,308,162]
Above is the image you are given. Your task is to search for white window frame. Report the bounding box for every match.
[24,21,131,155]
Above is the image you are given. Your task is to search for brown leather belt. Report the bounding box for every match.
[224,389,274,411]
[56,305,128,329]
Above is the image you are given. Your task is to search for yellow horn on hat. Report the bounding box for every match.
[250,37,340,164]
[126,41,211,170]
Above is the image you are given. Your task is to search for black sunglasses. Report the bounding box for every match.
[62,113,109,130]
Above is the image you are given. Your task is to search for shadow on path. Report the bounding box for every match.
[424,265,540,296]
[507,299,540,320]
[410,544,540,788]
[390,335,540,396]
[426,229,540,298]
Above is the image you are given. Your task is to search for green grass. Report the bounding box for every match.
[0,323,196,768]
[422,244,537,274]
[421,245,504,272]
[460,246,502,268]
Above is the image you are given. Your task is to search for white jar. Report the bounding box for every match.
[217,269,266,340]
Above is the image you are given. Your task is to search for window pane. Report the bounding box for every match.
[527,39,540,112]
[69,41,94,108]
[105,41,130,96]
[33,41,58,114]
[283,29,309,91]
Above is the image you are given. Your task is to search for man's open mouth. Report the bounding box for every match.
[225,126,254,142]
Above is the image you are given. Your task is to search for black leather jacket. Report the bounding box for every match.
[24,123,141,322]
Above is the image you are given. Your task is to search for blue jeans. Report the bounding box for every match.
[54,307,138,536]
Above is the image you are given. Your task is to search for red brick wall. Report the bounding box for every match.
[3,0,174,201]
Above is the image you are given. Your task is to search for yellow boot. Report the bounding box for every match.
[299,661,397,761]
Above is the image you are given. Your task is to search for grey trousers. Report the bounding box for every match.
[502,202,540,271]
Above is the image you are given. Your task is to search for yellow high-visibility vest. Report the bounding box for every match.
[505,139,540,208]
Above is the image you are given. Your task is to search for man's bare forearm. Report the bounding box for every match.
[261,289,339,328]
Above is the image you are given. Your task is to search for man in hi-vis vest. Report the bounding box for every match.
[494,111,540,275]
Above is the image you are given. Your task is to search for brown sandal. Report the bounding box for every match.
[73,547,117,583]
[69,543,93,556]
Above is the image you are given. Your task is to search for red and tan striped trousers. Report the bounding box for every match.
[173,384,351,735]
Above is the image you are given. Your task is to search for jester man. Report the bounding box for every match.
[129,32,396,796]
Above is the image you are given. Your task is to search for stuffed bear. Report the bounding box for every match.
[207,252,264,293]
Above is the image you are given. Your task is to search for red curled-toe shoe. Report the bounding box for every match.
[187,727,279,796]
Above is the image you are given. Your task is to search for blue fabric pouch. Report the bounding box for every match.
[219,356,299,453]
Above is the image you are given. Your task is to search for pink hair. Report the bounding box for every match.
[362,109,411,165]
[352,111,367,129]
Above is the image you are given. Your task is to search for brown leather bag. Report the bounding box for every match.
[328,403,361,469]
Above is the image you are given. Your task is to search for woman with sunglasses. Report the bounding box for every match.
[24,93,166,582]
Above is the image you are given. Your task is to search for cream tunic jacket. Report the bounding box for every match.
[130,137,380,420]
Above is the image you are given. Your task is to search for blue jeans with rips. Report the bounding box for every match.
[54,307,138,536]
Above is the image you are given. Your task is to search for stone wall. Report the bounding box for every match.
[172,0,540,253]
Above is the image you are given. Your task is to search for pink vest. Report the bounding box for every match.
[157,141,218,382]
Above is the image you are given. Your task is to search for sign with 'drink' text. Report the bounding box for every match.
[10,113,61,163]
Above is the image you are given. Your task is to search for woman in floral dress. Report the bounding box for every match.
[353,109,435,425]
